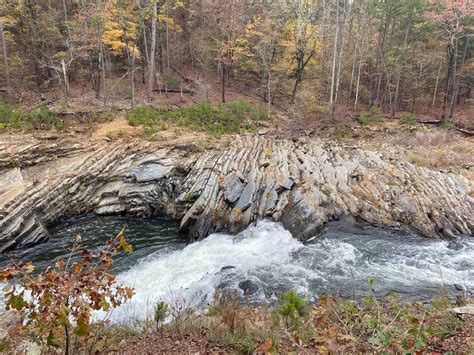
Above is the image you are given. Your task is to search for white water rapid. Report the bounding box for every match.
[108,220,474,322]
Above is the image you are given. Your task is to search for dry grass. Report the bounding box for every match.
[375,130,474,173]
[101,293,474,354]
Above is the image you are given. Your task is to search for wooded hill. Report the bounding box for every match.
[0,0,472,123]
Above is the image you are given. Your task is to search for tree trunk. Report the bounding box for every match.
[221,61,226,103]
[334,16,345,105]
[354,36,364,112]
[448,34,459,120]
[432,62,442,107]
[374,17,389,106]
[99,40,107,105]
[393,21,410,115]
[165,6,170,72]
[442,42,454,121]
[267,73,272,118]
[0,20,11,95]
[148,0,157,101]
[61,59,69,98]
[329,5,339,114]
[348,34,360,103]
[131,56,135,107]
[290,68,302,104]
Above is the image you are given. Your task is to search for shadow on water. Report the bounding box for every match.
[0,215,186,273]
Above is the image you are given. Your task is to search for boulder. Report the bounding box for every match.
[239,280,259,295]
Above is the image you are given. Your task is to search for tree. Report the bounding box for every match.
[287,0,319,104]
[247,4,287,116]
[0,231,134,354]
[425,0,473,121]
[148,0,158,100]
[103,0,141,106]
[197,0,253,103]
[0,17,11,95]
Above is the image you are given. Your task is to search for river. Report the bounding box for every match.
[1,216,472,322]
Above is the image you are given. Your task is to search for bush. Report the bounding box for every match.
[126,101,270,137]
[0,101,63,130]
[91,111,116,123]
[154,301,170,331]
[163,75,181,88]
[30,103,63,129]
[0,101,22,128]
[0,231,134,353]
[208,290,242,333]
[359,105,384,126]
[272,290,308,331]
[399,113,418,125]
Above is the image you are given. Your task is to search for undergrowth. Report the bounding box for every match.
[399,113,418,125]
[0,101,63,131]
[126,101,269,137]
[94,288,466,354]
[359,106,384,126]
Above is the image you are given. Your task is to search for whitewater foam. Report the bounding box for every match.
[109,220,303,321]
[2,219,473,323]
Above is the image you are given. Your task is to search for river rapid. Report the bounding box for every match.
[1,216,473,322]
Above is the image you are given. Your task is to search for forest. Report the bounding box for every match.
[0,0,472,127]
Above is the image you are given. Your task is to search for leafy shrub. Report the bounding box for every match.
[91,111,116,123]
[0,230,134,353]
[126,101,269,137]
[82,287,465,353]
[0,102,63,130]
[399,113,418,125]
[154,301,170,331]
[127,106,159,127]
[0,101,22,128]
[440,120,452,130]
[332,123,353,140]
[272,290,308,331]
[360,105,384,126]
[30,103,63,129]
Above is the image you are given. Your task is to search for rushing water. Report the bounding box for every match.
[1,216,473,321]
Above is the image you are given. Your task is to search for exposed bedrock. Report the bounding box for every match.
[0,135,472,251]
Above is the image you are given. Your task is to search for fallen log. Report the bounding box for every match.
[453,125,474,136]
[417,119,442,125]
[153,87,195,94]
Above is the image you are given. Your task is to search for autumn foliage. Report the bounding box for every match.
[0,230,134,352]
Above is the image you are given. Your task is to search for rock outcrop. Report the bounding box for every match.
[0,135,472,251]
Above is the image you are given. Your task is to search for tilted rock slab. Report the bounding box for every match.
[0,135,472,251]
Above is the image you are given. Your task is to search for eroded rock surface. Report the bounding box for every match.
[0,135,472,251]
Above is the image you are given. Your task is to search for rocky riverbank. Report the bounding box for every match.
[0,133,473,251]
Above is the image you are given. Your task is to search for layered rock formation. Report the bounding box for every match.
[0,135,472,251]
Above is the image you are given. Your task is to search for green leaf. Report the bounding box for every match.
[414,337,426,349]
[0,341,11,352]
[57,305,70,327]
[382,331,392,345]
[7,292,27,311]
[47,331,62,348]
[368,337,382,346]
[73,314,89,337]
